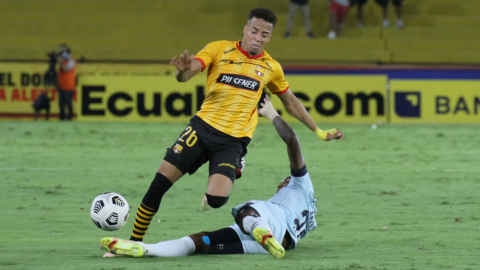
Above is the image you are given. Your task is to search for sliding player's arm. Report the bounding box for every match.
[170,50,203,82]
[267,61,342,142]
[277,89,343,141]
[258,95,304,170]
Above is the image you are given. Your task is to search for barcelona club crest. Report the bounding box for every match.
[173,144,183,154]
[256,66,265,77]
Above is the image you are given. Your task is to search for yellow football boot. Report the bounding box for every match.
[253,228,285,259]
[100,237,145,258]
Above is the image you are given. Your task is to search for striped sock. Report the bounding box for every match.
[130,172,173,242]
[131,203,156,241]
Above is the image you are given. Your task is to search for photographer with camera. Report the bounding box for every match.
[57,44,76,120]
[33,51,57,120]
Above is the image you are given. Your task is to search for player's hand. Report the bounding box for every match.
[258,94,271,116]
[170,50,195,72]
[326,130,343,141]
[258,95,279,121]
[315,127,343,141]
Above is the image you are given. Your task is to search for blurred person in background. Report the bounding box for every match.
[57,44,76,120]
[33,51,57,120]
[375,0,404,28]
[351,0,368,28]
[328,0,351,39]
[284,0,315,39]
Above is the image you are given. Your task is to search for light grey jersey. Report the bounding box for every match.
[232,166,317,250]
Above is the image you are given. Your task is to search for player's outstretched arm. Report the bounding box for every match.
[169,50,203,82]
[259,95,304,170]
[277,89,343,141]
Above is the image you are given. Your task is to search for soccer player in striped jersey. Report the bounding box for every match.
[128,7,341,243]
[100,95,343,259]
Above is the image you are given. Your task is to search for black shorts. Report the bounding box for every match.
[375,0,403,7]
[203,227,244,255]
[164,116,250,181]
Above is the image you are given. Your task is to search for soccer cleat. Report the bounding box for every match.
[235,168,242,179]
[236,156,246,179]
[100,237,145,257]
[253,228,285,259]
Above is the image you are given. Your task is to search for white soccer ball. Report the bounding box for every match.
[90,192,130,231]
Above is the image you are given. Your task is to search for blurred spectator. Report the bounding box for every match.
[328,0,350,39]
[351,0,368,28]
[33,51,57,120]
[57,44,76,120]
[45,51,58,88]
[375,0,404,28]
[284,0,314,38]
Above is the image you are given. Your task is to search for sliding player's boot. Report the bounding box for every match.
[100,237,145,257]
[253,228,285,259]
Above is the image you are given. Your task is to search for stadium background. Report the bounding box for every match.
[1,0,479,123]
[1,0,479,269]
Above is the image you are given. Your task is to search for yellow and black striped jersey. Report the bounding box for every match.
[195,40,289,139]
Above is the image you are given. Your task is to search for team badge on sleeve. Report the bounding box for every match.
[255,66,265,77]
[173,144,183,154]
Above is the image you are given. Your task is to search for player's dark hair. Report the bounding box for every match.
[248,7,277,27]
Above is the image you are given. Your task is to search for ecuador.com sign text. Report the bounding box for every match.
[78,75,388,123]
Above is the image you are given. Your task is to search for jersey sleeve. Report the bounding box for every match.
[266,61,289,94]
[289,165,313,190]
[194,41,223,72]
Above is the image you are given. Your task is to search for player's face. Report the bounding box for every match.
[277,176,291,193]
[242,17,273,56]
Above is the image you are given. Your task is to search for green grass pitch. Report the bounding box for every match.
[1,121,479,270]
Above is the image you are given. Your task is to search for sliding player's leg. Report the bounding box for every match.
[145,228,244,256]
[234,207,285,259]
[101,229,243,257]
[101,234,196,257]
